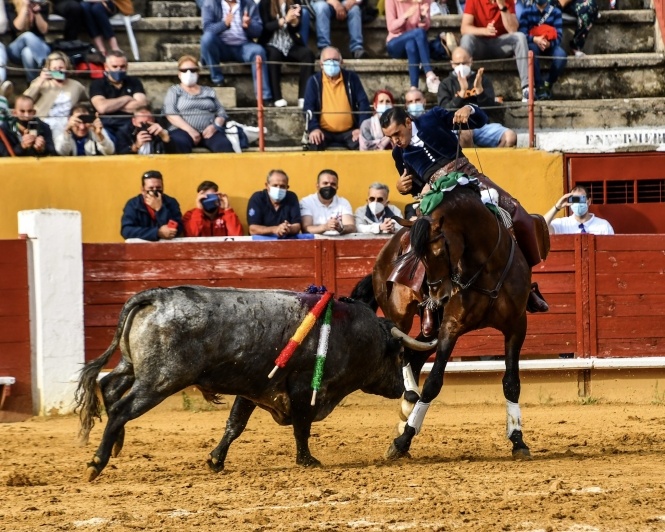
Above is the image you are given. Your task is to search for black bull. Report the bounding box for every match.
[76,286,406,481]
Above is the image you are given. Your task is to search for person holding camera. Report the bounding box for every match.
[0,94,55,156]
[54,103,114,156]
[182,180,244,237]
[545,185,614,235]
[5,0,51,82]
[120,170,183,241]
[116,106,176,155]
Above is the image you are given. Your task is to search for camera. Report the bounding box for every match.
[569,196,585,204]
[79,114,95,124]
[201,193,220,211]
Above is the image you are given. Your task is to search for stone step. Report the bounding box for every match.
[148,0,198,17]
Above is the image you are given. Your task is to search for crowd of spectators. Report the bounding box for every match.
[120,168,406,241]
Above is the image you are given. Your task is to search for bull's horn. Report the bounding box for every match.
[391,327,438,351]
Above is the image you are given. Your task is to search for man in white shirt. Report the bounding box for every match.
[354,182,403,234]
[300,169,357,235]
[544,185,615,235]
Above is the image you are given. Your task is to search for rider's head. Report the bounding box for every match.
[380,107,412,149]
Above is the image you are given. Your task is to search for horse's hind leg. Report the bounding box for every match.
[503,314,531,459]
[208,396,257,473]
[98,360,135,458]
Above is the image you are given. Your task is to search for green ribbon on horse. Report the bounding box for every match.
[420,171,477,216]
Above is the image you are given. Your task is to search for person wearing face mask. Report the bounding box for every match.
[54,103,115,156]
[116,106,176,155]
[302,46,371,151]
[182,180,244,237]
[163,55,235,154]
[247,169,302,238]
[0,94,55,156]
[300,169,357,235]
[90,51,148,147]
[518,0,566,100]
[354,183,404,235]
[359,89,395,151]
[23,51,88,138]
[545,186,614,235]
[404,88,427,119]
[437,46,516,148]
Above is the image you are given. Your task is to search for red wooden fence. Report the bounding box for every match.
[83,235,665,365]
[0,240,33,420]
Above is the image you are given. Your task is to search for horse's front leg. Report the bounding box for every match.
[503,313,531,459]
[386,337,457,460]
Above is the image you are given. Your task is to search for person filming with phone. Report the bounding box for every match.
[120,170,184,241]
[0,94,55,156]
[182,180,244,237]
[55,103,115,155]
[544,185,614,235]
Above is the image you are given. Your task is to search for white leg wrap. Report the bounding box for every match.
[402,364,420,395]
[406,400,430,436]
[506,400,522,438]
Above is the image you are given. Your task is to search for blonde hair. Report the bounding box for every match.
[45,51,71,71]
[177,55,199,69]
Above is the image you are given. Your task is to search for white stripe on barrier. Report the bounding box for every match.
[0,377,16,385]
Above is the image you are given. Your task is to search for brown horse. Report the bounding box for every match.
[354,181,533,460]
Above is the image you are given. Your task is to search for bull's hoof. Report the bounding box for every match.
[399,396,416,422]
[512,447,532,461]
[296,455,322,468]
[85,464,100,482]
[206,455,225,473]
[385,442,411,461]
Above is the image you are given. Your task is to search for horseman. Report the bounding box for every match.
[379,105,549,336]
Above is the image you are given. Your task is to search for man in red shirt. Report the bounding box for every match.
[460,0,530,102]
[183,180,244,237]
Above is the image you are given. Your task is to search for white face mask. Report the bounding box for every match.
[180,71,198,87]
[268,186,287,202]
[368,201,385,216]
[453,64,471,78]
[375,103,392,115]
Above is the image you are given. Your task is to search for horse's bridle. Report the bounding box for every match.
[426,214,516,300]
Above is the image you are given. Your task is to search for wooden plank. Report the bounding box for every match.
[333,239,388,258]
[595,251,665,273]
[0,269,29,291]
[531,272,577,294]
[0,240,28,265]
[454,332,578,356]
[533,250,577,273]
[597,294,665,317]
[596,338,665,358]
[595,273,665,295]
[0,342,31,372]
[593,234,665,251]
[334,257,377,278]
[596,316,665,338]
[0,290,29,317]
[0,316,31,344]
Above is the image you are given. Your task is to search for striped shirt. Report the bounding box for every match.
[518,3,564,47]
[163,85,228,133]
[221,1,248,45]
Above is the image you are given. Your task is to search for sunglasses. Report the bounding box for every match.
[368,197,386,203]
[179,68,199,73]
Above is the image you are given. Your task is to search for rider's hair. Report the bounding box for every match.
[379,107,409,129]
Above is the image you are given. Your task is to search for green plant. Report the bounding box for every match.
[579,395,600,405]
[652,381,665,405]
[538,386,554,405]
[181,391,193,411]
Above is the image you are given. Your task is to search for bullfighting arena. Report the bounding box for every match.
[1,390,664,531]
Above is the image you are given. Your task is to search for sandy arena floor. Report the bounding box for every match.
[1,391,665,531]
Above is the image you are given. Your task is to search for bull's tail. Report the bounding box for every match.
[350,273,378,312]
[75,289,157,443]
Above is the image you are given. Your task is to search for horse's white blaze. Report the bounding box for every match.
[406,400,430,435]
[402,364,420,394]
[506,400,522,438]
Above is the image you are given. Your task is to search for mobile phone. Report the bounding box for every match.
[167,220,178,229]
[50,70,65,81]
[80,114,95,124]
[27,120,39,136]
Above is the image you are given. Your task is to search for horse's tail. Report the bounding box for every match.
[75,289,155,444]
[407,217,432,261]
[350,273,378,312]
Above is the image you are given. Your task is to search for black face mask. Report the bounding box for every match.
[319,186,337,200]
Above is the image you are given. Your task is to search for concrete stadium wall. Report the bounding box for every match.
[1,150,564,243]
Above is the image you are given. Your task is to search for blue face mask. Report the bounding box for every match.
[322,60,341,78]
[407,102,425,118]
[268,186,287,202]
[107,70,127,83]
[570,202,589,217]
[376,104,392,115]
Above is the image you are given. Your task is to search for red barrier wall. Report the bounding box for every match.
[0,240,33,421]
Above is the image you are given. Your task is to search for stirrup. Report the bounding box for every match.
[526,282,549,313]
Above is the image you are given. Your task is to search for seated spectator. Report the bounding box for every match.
[385,0,440,93]
[354,182,403,234]
[304,0,368,59]
[0,94,55,156]
[183,180,244,237]
[258,0,314,108]
[460,0,530,101]
[359,89,394,151]
[404,87,426,118]
[544,186,614,235]
[300,169,356,235]
[552,0,597,57]
[5,0,51,82]
[116,106,176,155]
[0,69,11,124]
[0,1,9,93]
[519,0,566,99]
[81,0,120,56]
[303,46,371,151]
[120,170,183,241]
[437,46,516,147]
[51,0,84,41]
[200,0,273,103]
[163,55,236,154]
[23,51,88,137]
[247,169,302,237]
[90,51,147,146]
[54,103,115,155]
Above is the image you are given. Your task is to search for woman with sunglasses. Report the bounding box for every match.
[162,55,234,153]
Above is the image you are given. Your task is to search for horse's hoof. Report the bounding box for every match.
[85,465,100,482]
[399,397,416,422]
[207,455,225,473]
[296,455,322,468]
[385,442,411,461]
[512,448,532,461]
